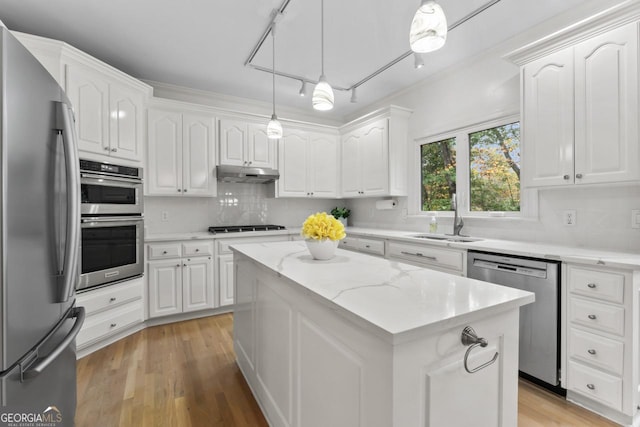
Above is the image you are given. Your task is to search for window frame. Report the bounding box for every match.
[411,114,537,219]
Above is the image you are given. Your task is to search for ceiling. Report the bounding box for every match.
[0,0,615,121]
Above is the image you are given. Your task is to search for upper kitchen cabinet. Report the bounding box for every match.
[339,106,411,198]
[508,16,640,188]
[277,128,339,198]
[147,100,217,197]
[13,32,151,165]
[218,118,276,169]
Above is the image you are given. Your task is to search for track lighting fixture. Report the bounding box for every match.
[299,80,307,97]
[266,22,283,139]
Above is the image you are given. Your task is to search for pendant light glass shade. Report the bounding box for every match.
[409,0,447,53]
[312,75,334,111]
[267,113,283,139]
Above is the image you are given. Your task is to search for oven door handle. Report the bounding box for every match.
[81,216,144,223]
[81,172,142,185]
[58,102,81,303]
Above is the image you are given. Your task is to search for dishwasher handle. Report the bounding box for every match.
[472,259,547,279]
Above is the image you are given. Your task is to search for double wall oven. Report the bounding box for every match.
[78,159,144,291]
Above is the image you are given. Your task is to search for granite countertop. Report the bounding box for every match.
[344,227,640,269]
[231,241,534,343]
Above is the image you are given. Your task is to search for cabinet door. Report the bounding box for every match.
[66,64,110,156]
[359,119,389,196]
[182,257,214,312]
[574,22,639,185]
[218,254,235,307]
[109,84,143,162]
[147,109,183,195]
[308,133,338,198]
[247,124,276,168]
[183,113,216,196]
[278,130,309,197]
[522,49,575,187]
[148,260,182,318]
[219,119,247,166]
[341,132,361,197]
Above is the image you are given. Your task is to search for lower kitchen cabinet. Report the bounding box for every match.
[387,240,465,275]
[218,254,234,307]
[76,277,144,350]
[338,235,385,257]
[147,241,214,318]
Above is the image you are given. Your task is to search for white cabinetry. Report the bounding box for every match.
[147,241,214,318]
[339,106,411,198]
[147,103,216,197]
[515,21,639,187]
[277,128,339,198]
[76,278,144,351]
[564,264,639,425]
[219,118,276,168]
[387,240,465,275]
[338,235,385,256]
[14,32,151,165]
[215,235,290,307]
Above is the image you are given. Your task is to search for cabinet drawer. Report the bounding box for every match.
[77,278,143,315]
[217,235,290,254]
[338,237,358,250]
[387,241,463,271]
[568,361,622,411]
[182,241,213,257]
[569,297,624,336]
[568,266,624,304]
[148,243,182,260]
[357,238,384,256]
[76,300,143,348]
[568,328,623,375]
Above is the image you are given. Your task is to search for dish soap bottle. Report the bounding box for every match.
[429,215,438,233]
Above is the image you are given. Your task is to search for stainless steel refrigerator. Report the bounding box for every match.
[0,27,84,425]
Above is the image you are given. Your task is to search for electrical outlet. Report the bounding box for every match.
[161,211,169,222]
[563,210,576,226]
[632,209,640,229]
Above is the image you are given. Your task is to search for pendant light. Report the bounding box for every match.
[267,23,283,139]
[312,0,334,111]
[409,0,448,53]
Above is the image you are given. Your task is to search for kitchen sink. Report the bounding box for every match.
[409,234,483,243]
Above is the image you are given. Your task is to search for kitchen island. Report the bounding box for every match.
[231,241,534,427]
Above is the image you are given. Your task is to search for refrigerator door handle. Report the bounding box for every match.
[57,102,81,303]
[21,306,85,381]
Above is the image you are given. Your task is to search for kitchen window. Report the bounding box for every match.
[415,114,532,218]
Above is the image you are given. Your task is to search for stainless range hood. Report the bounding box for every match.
[216,165,280,184]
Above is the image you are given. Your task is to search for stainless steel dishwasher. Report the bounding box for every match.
[467,251,561,389]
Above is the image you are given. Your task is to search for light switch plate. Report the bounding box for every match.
[632,210,640,229]
[563,210,577,226]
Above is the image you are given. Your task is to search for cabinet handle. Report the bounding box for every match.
[461,326,499,374]
[576,173,583,179]
[587,349,596,355]
[588,314,597,320]
[400,251,437,261]
[109,297,116,302]
[587,283,596,289]
[563,174,570,180]
[365,245,371,248]
[110,323,117,328]
[586,383,595,390]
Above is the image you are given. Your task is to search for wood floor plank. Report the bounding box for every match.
[76,313,616,426]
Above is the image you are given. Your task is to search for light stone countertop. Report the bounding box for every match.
[145,228,301,242]
[231,241,535,343]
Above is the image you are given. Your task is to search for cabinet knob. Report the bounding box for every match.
[248,161,252,165]
[109,297,116,302]
[184,263,187,266]
[110,323,117,328]
[588,314,597,320]
[576,173,583,179]
[183,189,187,193]
[365,245,370,248]
[178,189,182,192]
[176,264,180,268]
[586,383,595,390]
[563,174,570,180]
[111,148,118,152]
[162,250,167,255]
[587,349,596,355]
[587,283,596,289]
[195,248,200,252]
[103,146,110,151]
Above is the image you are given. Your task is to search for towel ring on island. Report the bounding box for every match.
[461,326,499,374]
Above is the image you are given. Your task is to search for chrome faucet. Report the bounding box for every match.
[452,193,464,236]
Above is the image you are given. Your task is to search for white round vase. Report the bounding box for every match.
[305,239,338,260]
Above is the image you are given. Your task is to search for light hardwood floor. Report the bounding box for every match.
[76,313,617,426]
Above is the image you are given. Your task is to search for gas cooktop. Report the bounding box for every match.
[208,224,287,234]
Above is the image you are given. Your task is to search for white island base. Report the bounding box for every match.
[232,242,534,427]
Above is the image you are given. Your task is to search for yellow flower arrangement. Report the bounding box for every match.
[301,212,346,241]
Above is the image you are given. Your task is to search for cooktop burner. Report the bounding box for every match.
[208,224,287,234]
